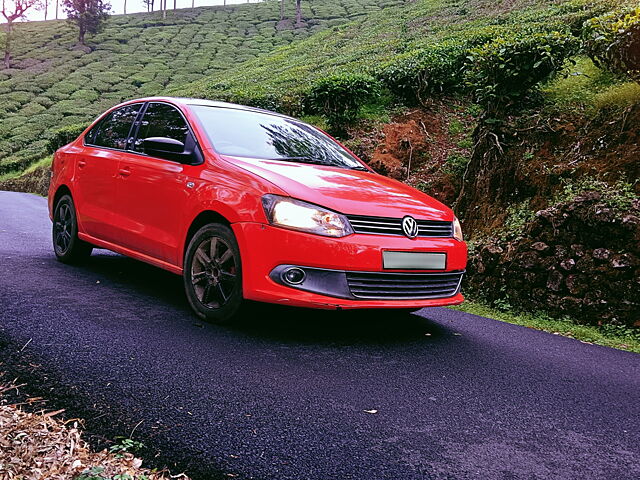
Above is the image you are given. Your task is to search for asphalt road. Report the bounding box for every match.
[0,190,639,480]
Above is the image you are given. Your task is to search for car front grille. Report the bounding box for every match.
[346,271,463,300]
[346,215,453,238]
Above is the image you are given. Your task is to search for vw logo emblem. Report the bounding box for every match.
[401,216,419,239]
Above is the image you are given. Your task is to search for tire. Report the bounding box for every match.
[183,223,243,323]
[52,194,93,264]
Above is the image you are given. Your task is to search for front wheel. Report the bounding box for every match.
[52,194,93,263]
[183,223,243,323]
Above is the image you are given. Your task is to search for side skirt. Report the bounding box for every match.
[78,232,184,276]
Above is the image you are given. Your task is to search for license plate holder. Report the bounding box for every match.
[382,251,446,270]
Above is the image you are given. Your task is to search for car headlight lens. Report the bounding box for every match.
[453,216,463,241]
[262,194,354,238]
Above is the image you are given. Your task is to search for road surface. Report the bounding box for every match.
[0,191,638,480]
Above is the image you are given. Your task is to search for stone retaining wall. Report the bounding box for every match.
[466,192,640,327]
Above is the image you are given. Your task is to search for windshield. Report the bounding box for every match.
[190,105,367,170]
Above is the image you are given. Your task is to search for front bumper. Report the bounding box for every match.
[232,222,467,310]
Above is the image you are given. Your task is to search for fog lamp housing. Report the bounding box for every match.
[282,267,306,285]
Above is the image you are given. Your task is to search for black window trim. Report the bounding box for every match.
[83,101,204,166]
[83,102,145,152]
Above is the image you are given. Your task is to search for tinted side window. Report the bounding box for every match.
[134,103,189,152]
[92,104,142,150]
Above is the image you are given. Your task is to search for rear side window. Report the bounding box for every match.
[89,104,142,150]
[133,103,190,152]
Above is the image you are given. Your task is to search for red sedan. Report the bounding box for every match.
[48,97,467,322]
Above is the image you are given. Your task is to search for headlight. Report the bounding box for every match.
[262,194,354,238]
[453,216,463,241]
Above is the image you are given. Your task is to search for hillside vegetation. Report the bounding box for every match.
[0,0,404,176]
[176,0,627,111]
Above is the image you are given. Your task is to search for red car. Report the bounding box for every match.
[48,97,467,322]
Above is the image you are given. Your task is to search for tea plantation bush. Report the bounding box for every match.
[46,124,88,154]
[308,73,381,132]
[178,0,628,122]
[584,6,640,82]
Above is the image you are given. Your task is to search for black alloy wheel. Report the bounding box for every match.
[52,194,93,263]
[183,223,243,323]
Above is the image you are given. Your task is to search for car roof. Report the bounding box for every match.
[118,96,294,120]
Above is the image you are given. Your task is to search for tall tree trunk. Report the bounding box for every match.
[3,22,12,69]
[124,0,127,14]
[295,0,301,25]
[162,0,167,19]
[173,0,176,10]
[280,0,285,20]
[192,0,194,9]
[44,0,48,20]
[55,0,59,19]
[79,24,86,45]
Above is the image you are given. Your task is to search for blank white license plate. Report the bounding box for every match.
[383,251,446,270]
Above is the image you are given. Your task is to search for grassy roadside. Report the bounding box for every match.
[450,301,640,354]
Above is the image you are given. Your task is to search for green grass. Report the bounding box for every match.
[451,301,640,353]
[0,0,405,175]
[541,55,640,113]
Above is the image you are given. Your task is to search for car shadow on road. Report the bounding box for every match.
[229,303,453,346]
[78,251,455,346]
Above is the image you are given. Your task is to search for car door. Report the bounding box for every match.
[114,102,202,267]
[73,103,143,243]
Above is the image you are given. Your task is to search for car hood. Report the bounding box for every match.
[220,155,454,220]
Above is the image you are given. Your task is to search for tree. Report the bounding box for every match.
[279,0,284,21]
[62,0,110,45]
[295,0,301,25]
[1,0,42,68]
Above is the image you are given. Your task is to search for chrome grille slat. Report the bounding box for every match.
[346,271,463,300]
[348,282,460,289]
[346,214,452,238]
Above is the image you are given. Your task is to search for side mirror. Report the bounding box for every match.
[142,137,185,156]
[141,136,203,165]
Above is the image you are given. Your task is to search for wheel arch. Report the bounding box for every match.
[183,210,232,264]
[53,184,72,207]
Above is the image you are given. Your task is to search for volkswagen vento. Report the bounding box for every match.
[48,97,467,322]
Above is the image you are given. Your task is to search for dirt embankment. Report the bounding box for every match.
[349,101,639,327]
[0,165,50,197]
[346,101,474,206]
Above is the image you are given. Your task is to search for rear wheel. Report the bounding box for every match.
[183,223,243,323]
[52,194,93,263]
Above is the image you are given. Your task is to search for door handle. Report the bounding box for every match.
[118,167,131,177]
[78,160,87,168]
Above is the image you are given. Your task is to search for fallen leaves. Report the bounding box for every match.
[0,378,190,480]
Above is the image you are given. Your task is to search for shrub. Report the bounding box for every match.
[307,72,381,132]
[583,7,640,82]
[377,42,467,104]
[46,124,88,154]
[465,30,579,111]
